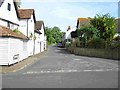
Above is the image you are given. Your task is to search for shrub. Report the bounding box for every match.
[13,29,22,34]
[108,41,120,49]
[79,37,86,48]
[87,37,105,49]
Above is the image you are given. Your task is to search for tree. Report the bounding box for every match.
[90,13,116,41]
[45,26,63,45]
[77,25,100,47]
[77,25,100,40]
[15,0,21,8]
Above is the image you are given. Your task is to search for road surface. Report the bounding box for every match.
[2,46,119,88]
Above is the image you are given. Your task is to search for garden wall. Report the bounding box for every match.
[67,46,119,60]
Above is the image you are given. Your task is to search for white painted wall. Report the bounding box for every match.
[0,37,28,65]
[34,32,40,54]
[0,0,19,25]
[0,19,7,27]
[65,27,76,40]
[27,15,35,56]
[34,24,47,54]
[18,19,28,36]
[19,15,35,56]
[44,36,47,50]
[0,38,9,65]
[39,24,45,52]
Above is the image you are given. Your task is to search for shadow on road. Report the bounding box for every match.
[53,46,74,55]
[52,46,119,62]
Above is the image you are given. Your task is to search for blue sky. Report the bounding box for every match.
[21,0,119,32]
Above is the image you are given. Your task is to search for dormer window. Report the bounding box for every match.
[8,3,11,11]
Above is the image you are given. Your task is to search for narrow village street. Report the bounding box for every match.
[2,46,118,88]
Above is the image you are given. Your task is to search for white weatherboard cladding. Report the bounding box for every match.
[21,41,28,61]
[8,38,28,65]
[0,38,9,65]
[0,37,28,65]
[8,38,21,65]
[0,0,19,25]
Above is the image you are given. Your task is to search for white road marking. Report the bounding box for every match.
[74,59,82,61]
[23,68,118,74]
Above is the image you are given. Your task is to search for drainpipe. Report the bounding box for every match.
[27,19,29,37]
[33,31,35,55]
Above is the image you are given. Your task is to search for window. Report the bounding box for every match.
[10,24,14,30]
[8,3,11,11]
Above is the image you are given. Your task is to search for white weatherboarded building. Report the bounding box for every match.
[18,9,36,56]
[0,0,29,65]
[34,21,47,54]
[0,25,29,65]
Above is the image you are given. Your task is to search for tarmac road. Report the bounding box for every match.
[2,46,119,88]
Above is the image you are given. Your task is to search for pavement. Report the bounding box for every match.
[0,49,48,74]
[2,46,119,88]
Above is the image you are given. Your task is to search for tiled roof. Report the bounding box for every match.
[77,17,90,28]
[0,25,29,40]
[35,21,44,34]
[78,18,89,22]
[35,21,44,30]
[18,9,34,19]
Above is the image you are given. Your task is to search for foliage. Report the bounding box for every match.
[15,0,21,8]
[34,34,36,40]
[90,13,116,41]
[29,32,33,39]
[109,41,120,49]
[76,25,100,48]
[87,37,105,49]
[45,26,64,45]
[13,29,22,34]
[77,25,100,40]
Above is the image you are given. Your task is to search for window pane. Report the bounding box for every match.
[8,3,11,11]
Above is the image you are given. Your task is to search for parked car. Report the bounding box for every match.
[57,42,63,47]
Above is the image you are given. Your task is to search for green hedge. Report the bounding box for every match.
[67,47,119,60]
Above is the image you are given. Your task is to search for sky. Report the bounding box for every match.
[21,0,119,32]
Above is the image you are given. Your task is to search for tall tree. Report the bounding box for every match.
[45,26,63,45]
[90,13,116,41]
